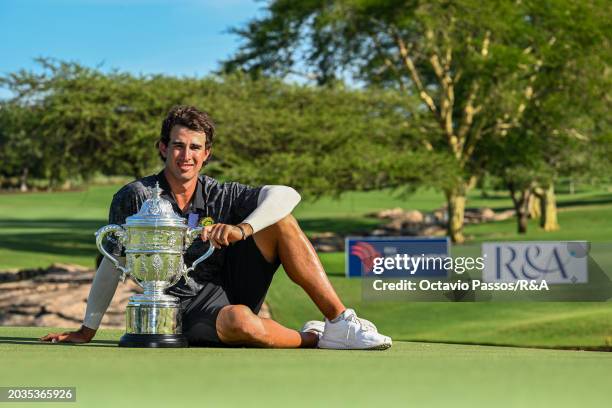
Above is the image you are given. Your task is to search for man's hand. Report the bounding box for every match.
[39,325,96,344]
[201,223,252,248]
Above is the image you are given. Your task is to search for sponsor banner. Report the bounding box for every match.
[346,236,449,278]
[360,241,612,302]
[482,241,588,284]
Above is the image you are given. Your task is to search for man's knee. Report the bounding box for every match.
[257,215,301,238]
[253,215,303,263]
[274,214,300,233]
[216,305,267,345]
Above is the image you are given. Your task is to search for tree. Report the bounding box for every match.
[507,0,611,232]
[1,59,195,187]
[2,61,448,196]
[223,0,611,242]
[0,102,44,191]
[198,74,457,199]
[481,127,554,234]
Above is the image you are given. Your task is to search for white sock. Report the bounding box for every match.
[329,309,348,323]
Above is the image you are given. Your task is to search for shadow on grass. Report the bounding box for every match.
[0,219,106,230]
[403,338,612,353]
[466,193,612,213]
[2,217,379,240]
[0,336,117,347]
[299,217,380,235]
[0,232,98,257]
[0,219,106,258]
[556,193,612,208]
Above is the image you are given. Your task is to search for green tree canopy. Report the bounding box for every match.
[223,0,611,242]
[2,60,450,198]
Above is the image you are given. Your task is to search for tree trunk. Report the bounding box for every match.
[539,183,559,231]
[445,188,466,244]
[19,167,29,192]
[508,183,531,234]
[518,210,529,233]
[528,193,541,219]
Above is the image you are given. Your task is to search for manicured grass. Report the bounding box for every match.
[1,184,611,348]
[465,203,612,242]
[270,268,612,348]
[1,183,611,270]
[1,327,611,408]
[0,185,117,269]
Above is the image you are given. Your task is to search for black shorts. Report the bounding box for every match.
[174,237,280,346]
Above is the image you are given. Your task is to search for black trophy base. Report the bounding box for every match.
[118,333,188,348]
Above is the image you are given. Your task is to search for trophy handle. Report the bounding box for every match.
[95,224,130,281]
[184,227,215,276]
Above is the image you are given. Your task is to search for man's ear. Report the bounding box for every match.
[158,141,168,160]
[204,147,212,163]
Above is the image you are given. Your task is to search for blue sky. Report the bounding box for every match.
[0,0,265,97]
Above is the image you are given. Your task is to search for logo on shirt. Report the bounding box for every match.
[199,216,215,227]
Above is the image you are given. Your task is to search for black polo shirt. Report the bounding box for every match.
[103,170,262,295]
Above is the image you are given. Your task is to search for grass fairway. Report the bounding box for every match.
[1,184,611,348]
[268,270,612,348]
[1,184,611,269]
[1,327,611,408]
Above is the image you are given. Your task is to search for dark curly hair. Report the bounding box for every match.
[157,105,215,162]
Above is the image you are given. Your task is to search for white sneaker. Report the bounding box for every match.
[355,316,378,332]
[301,320,325,340]
[318,309,392,350]
[302,318,377,335]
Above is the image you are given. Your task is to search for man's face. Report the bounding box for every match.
[159,125,210,183]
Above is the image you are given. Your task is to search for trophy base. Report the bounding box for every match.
[118,333,188,348]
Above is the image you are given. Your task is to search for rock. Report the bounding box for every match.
[492,209,515,221]
[464,207,505,224]
[375,207,405,219]
[422,213,437,225]
[310,232,337,238]
[400,224,423,236]
[480,208,496,221]
[385,218,405,232]
[420,225,447,237]
[314,244,341,253]
[48,263,91,273]
[0,263,272,329]
[402,210,424,224]
[0,265,139,329]
[309,232,344,252]
[433,209,448,223]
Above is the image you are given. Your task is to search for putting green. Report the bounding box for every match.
[1,327,610,408]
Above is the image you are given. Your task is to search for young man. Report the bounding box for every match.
[41,105,392,349]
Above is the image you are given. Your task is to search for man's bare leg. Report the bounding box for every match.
[216,305,318,347]
[214,215,345,347]
[252,215,345,320]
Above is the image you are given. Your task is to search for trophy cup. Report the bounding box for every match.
[95,183,213,348]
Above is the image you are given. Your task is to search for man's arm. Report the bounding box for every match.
[202,185,301,246]
[242,185,301,233]
[39,256,123,343]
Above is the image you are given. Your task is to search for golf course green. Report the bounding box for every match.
[1,184,611,348]
[1,327,611,408]
[1,183,611,407]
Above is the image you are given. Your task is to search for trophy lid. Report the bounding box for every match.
[124,182,187,228]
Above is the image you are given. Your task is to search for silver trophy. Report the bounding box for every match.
[95,182,213,347]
